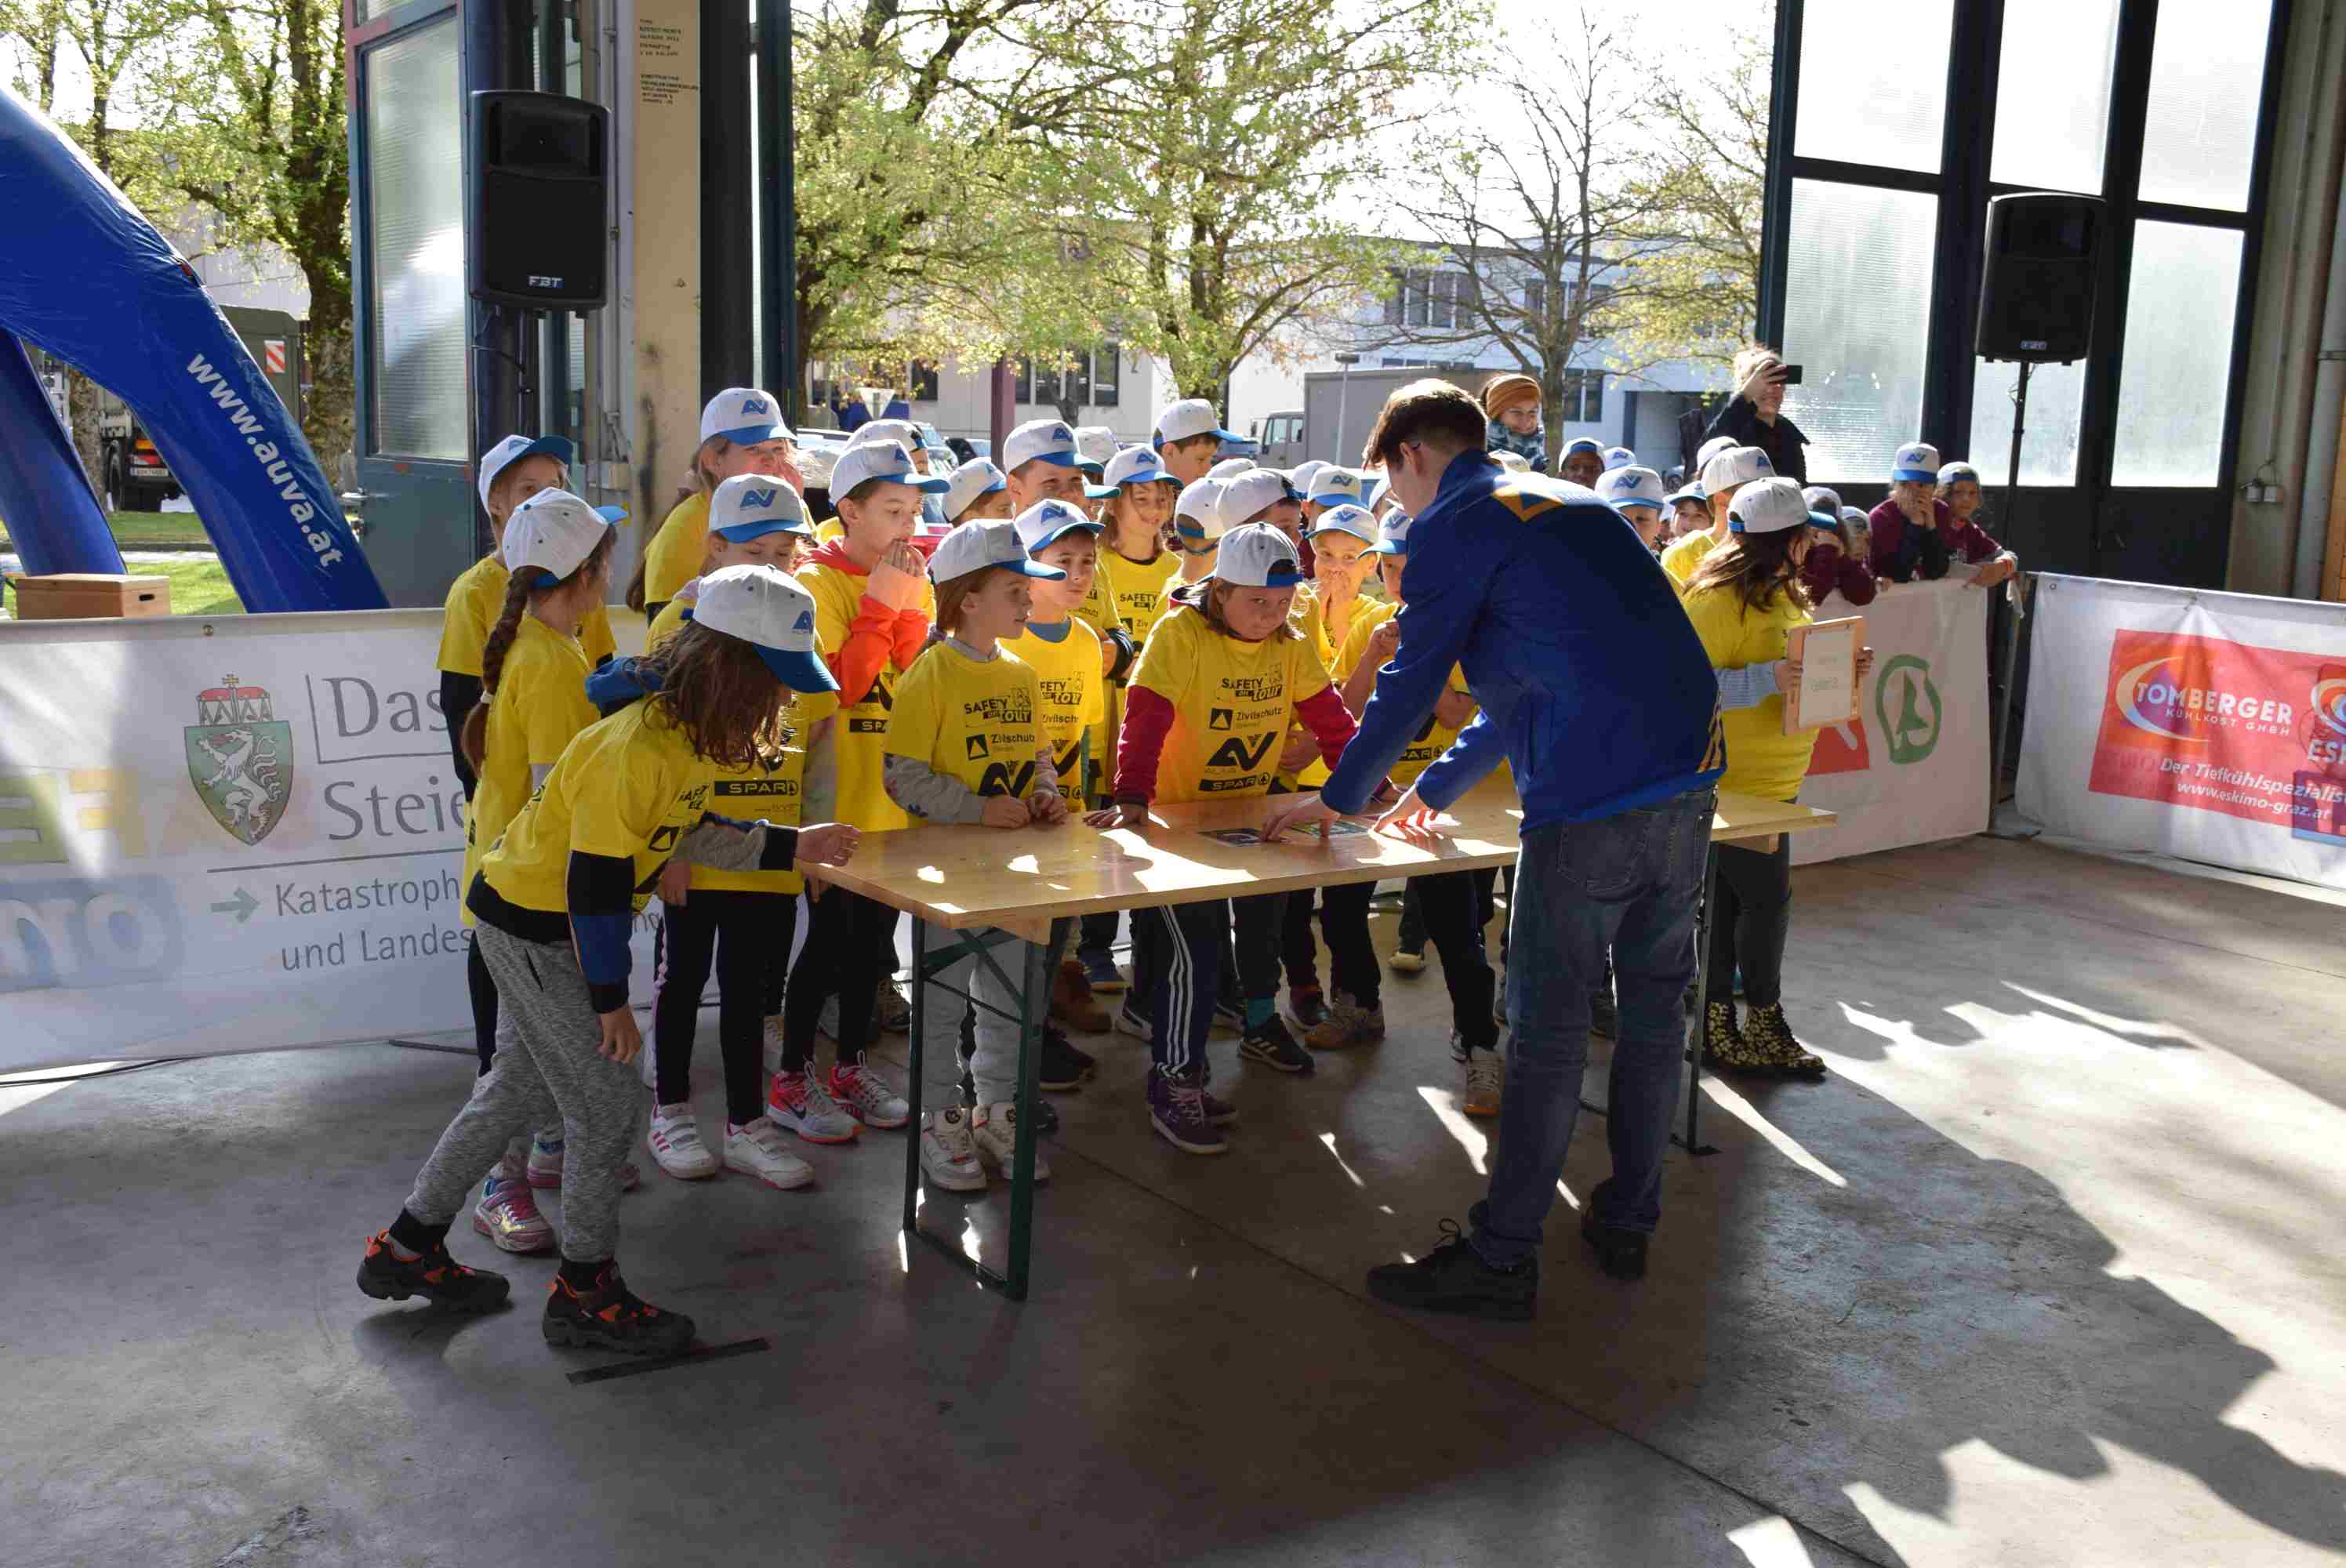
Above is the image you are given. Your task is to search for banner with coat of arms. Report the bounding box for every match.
[1789,577,1993,866]
[0,608,646,1073]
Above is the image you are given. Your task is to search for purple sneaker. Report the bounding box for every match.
[1147,1069,1226,1156]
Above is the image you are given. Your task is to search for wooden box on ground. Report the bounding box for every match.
[9,573,172,620]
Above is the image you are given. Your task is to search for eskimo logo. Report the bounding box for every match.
[2312,678,2346,737]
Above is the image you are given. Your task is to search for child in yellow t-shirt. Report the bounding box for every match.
[1088,524,1366,1156]
[772,439,944,1138]
[456,489,619,1252]
[630,387,803,620]
[884,517,1070,1190]
[359,562,855,1359]
[639,475,848,1178]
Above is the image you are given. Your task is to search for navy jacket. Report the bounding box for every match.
[1701,395,1809,485]
[1321,452,1723,832]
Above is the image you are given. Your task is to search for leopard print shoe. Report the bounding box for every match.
[1742,1002,1827,1080]
[1699,1000,1780,1076]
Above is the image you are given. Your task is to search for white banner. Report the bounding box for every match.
[1789,578,1992,865]
[0,608,651,1073]
[2014,575,2346,890]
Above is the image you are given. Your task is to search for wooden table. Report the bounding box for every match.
[818,784,1836,1299]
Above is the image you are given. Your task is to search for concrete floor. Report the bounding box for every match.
[4,835,2343,1568]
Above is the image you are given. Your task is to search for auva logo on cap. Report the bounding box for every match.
[743,487,779,508]
[741,397,770,415]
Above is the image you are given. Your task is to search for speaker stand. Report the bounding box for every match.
[1985,359,2031,836]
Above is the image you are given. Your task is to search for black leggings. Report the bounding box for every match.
[1708,833,1791,1007]
[655,890,794,1126]
[1410,868,1498,1051]
[782,887,899,1071]
[467,937,499,1075]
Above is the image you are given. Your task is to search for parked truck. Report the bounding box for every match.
[96,306,303,511]
[1252,363,1490,472]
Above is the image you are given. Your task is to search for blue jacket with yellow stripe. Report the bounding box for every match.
[1321,452,1723,833]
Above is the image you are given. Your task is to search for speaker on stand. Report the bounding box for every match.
[1976,191,2104,827]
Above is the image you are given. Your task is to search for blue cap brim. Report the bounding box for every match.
[1083,482,1118,499]
[594,503,629,524]
[501,434,576,467]
[1892,467,1937,482]
[1309,491,1356,507]
[714,423,787,447]
[1310,521,1378,545]
[1362,541,1403,556]
[1004,557,1068,579]
[712,517,815,541]
[751,642,840,694]
[1807,511,1841,528]
[1025,451,1077,468]
[877,474,951,494]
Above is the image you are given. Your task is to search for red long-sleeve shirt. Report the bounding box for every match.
[1114,682,1359,804]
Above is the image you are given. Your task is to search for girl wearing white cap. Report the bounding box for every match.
[1088,524,1371,1152]
[640,477,834,1185]
[1662,443,1774,590]
[1679,477,1874,1080]
[1865,443,2017,586]
[456,491,624,1254]
[634,388,802,620]
[358,564,858,1356]
[884,518,1074,1190]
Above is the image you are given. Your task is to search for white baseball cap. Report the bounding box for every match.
[1289,460,1329,500]
[1309,466,1368,507]
[1003,418,1080,473]
[1801,485,1844,515]
[1208,456,1255,480]
[1154,397,1238,447]
[929,517,1069,583]
[1104,445,1173,490]
[1668,481,1709,507]
[1362,510,1414,557]
[942,459,1008,522]
[1602,445,1636,471]
[478,433,574,514]
[1217,468,1297,528]
[1210,522,1304,588]
[689,563,837,693]
[830,440,948,499]
[1839,505,1871,532]
[708,473,815,541]
[1727,477,1811,535]
[1694,434,1738,474]
[1596,466,1668,513]
[1311,503,1378,545]
[701,388,791,447]
[1561,437,1605,462]
[1937,460,1981,488]
[1491,451,1531,474]
[844,418,923,452]
[1073,426,1119,471]
[1893,441,1941,482]
[1175,477,1229,543]
[501,488,613,583]
[1701,444,1774,496]
[1014,499,1102,556]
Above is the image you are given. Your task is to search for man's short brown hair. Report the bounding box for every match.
[1362,379,1487,470]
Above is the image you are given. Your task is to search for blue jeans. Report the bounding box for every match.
[1469,785,1715,1265]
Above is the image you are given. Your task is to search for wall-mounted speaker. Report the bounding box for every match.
[467,90,609,312]
[1977,193,2105,365]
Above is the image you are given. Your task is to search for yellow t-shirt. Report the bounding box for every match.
[1127,603,1332,804]
[481,698,716,916]
[814,516,844,544]
[796,557,935,832]
[1333,599,1475,789]
[1103,547,1180,648]
[463,616,597,920]
[437,554,616,674]
[644,492,711,609]
[1075,554,1119,641]
[1003,619,1106,785]
[1680,582,1815,803]
[1661,531,1719,591]
[886,642,1048,800]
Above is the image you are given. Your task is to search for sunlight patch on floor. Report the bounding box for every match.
[1416,1084,1489,1175]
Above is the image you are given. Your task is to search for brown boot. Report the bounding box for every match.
[1699,1000,1778,1076]
[1051,958,1111,1033]
[1742,1002,1826,1079]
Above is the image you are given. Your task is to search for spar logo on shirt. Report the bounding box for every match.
[848,673,896,733]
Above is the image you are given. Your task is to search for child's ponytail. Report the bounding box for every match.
[461,572,536,771]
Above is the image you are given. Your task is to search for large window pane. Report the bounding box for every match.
[1990,0,2119,194]
[1792,0,1956,174]
[2137,0,2272,211]
[1779,180,1937,484]
[365,18,465,459]
[1967,358,2086,486]
[2112,222,2242,485]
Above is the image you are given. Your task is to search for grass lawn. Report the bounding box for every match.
[1,507,242,617]
[0,509,216,550]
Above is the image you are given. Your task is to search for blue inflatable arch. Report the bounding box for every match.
[0,85,385,612]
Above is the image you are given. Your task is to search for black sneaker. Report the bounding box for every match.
[1588,984,1618,1040]
[1364,1220,1536,1320]
[1239,1014,1313,1074]
[1287,984,1331,1029]
[542,1264,695,1356]
[357,1230,511,1312]
[1039,1026,1095,1091]
[1579,1181,1650,1280]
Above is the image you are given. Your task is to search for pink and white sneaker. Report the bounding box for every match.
[471,1174,554,1253]
[828,1060,910,1130]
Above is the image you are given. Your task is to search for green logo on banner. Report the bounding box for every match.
[1876,655,1941,765]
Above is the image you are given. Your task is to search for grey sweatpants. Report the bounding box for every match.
[405,923,643,1262]
[916,921,1036,1109]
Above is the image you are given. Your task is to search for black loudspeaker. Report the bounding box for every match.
[467,91,609,311]
[1976,192,2105,364]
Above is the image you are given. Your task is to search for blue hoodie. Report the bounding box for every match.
[1320,451,1723,832]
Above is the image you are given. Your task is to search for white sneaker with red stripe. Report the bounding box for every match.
[829,1060,910,1130]
[647,1102,718,1179]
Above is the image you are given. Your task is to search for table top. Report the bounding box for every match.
[813,785,1835,942]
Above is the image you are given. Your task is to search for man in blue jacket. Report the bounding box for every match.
[1266,380,1723,1317]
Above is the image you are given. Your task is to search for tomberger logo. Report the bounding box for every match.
[2090,630,2325,826]
[186,675,292,844]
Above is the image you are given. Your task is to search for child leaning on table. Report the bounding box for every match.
[883,517,1073,1194]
